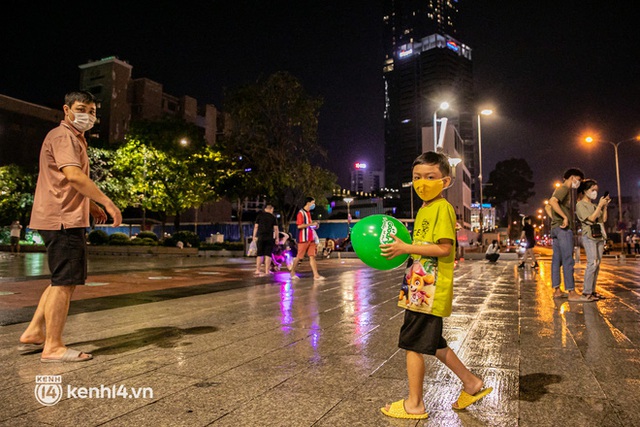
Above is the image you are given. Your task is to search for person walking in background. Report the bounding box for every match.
[380,151,491,420]
[548,168,586,302]
[518,216,538,269]
[9,220,22,254]
[18,91,122,362]
[634,234,640,255]
[576,179,610,301]
[626,235,632,255]
[289,197,324,281]
[485,240,500,263]
[252,203,278,276]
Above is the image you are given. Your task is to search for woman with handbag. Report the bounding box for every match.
[576,179,610,301]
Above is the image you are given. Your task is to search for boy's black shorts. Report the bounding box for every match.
[39,228,87,286]
[398,310,448,355]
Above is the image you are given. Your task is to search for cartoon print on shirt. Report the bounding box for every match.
[399,253,437,311]
[412,217,431,242]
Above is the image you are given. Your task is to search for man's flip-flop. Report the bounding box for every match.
[40,348,93,363]
[17,343,44,355]
[380,399,429,420]
[453,387,493,410]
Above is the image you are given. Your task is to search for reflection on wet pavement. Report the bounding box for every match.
[0,255,638,426]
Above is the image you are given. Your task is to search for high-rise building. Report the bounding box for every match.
[79,57,133,144]
[383,0,477,218]
[350,162,385,193]
[78,56,223,146]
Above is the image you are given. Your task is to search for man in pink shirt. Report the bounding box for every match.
[18,91,122,362]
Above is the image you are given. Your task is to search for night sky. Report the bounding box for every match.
[2,1,638,214]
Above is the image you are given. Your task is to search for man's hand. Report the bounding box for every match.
[560,217,569,229]
[90,202,107,224]
[380,234,410,259]
[105,203,122,227]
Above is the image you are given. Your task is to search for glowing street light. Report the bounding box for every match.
[584,135,640,256]
[433,101,450,151]
[343,197,354,226]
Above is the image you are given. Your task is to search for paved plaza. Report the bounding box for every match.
[0,252,639,426]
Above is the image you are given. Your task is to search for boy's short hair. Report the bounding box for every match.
[304,196,315,204]
[412,151,451,177]
[563,168,584,180]
[64,91,96,107]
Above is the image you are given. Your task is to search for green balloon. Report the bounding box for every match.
[351,214,412,270]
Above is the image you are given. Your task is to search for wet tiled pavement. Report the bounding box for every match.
[0,252,639,426]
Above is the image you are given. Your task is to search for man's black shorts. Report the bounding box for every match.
[39,228,87,286]
[398,310,448,355]
[256,236,275,257]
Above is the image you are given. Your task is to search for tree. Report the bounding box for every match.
[484,158,535,238]
[0,165,37,228]
[89,118,234,229]
[222,71,337,233]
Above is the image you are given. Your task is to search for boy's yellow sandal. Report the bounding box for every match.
[452,387,493,410]
[380,399,429,420]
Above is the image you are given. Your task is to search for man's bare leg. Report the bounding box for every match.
[309,256,323,279]
[20,285,51,344]
[264,256,272,274]
[290,257,301,278]
[255,256,263,274]
[41,285,89,359]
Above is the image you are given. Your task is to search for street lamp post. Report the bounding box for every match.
[585,136,639,258]
[477,109,493,249]
[343,197,353,227]
[433,102,449,151]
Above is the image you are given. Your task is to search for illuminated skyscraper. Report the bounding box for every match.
[350,162,385,193]
[383,0,476,217]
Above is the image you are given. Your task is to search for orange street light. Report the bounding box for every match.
[583,134,640,257]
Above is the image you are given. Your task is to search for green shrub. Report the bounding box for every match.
[140,237,157,246]
[108,232,131,245]
[137,231,158,241]
[222,241,244,251]
[0,228,9,245]
[162,230,200,248]
[88,230,109,246]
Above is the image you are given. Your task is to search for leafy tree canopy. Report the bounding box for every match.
[485,158,535,231]
[0,165,37,226]
[89,118,236,227]
[222,71,337,227]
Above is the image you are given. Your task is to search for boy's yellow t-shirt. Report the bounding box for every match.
[397,198,456,317]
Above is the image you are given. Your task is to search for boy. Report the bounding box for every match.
[380,151,492,419]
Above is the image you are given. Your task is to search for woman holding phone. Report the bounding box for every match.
[576,179,610,301]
